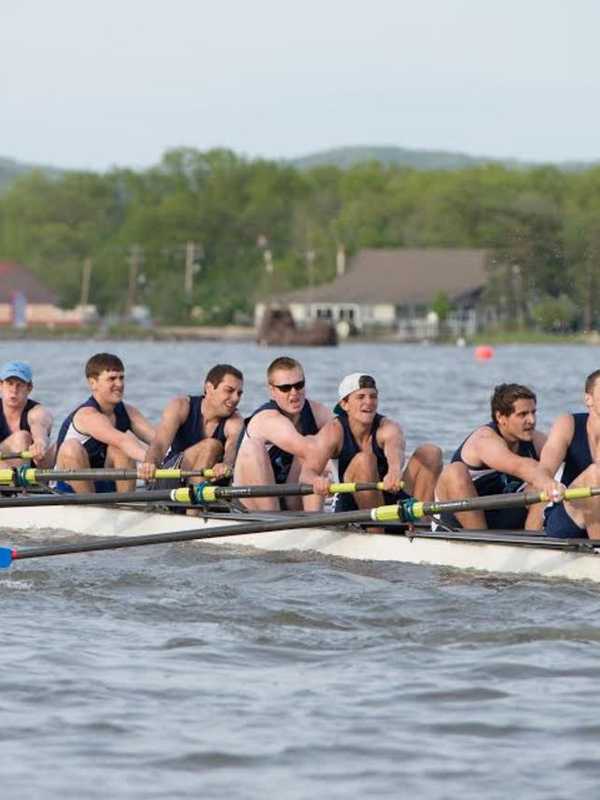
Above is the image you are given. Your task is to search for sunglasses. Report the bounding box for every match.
[271,379,306,393]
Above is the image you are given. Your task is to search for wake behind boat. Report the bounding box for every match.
[2,501,600,584]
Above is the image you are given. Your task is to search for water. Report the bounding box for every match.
[1,340,600,799]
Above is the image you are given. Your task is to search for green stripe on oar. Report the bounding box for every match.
[0,481,386,508]
[0,504,403,568]
[0,466,229,486]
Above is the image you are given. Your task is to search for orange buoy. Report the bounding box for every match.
[474,345,494,361]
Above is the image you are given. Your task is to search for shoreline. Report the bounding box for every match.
[0,325,595,345]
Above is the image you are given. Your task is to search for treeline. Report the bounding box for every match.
[1,147,600,328]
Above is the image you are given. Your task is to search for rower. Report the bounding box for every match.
[55,352,155,493]
[435,383,562,530]
[138,364,244,485]
[300,372,442,513]
[233,356,332,511]
[540,370,600,539]
[0,360,54,467]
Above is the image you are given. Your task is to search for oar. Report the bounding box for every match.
[0,466,229,486]
[0,504,401,567]
[0,481,386,508]
[1,486,597,568]
[0,450,33,461]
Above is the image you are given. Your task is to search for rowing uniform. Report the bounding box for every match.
[544,412,589,539]
[243,399,318,485]
[440,421,538,530]
[55,396,132,493]
[0,398,38,441]
[333,409,408,512]
[162,395,228,468]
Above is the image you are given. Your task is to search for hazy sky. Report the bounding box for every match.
[3,0,599,170]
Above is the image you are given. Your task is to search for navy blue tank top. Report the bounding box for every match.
[245,399,318,484]
[57,396,132,468]
[561,412,592,487]
[451,421,538,494]
[170,395,227,456]
[337,411,388,480]
[0,399,39,441]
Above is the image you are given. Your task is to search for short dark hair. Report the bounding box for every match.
[491,383,536,420]
[267,356,303,380]
[585,370,600,394]
[205,364,243,388]
[85,353,124,379]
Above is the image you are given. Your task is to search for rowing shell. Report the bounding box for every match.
[3,503,600,584]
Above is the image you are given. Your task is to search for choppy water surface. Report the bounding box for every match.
[2,340,600,799]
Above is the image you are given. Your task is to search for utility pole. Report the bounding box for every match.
[184,241,203,298]
[126,245,143,318]
[80,257,92,307]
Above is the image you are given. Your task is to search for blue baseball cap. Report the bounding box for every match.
[0,361,33,383]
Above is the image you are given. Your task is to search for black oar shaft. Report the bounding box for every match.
[200,481,381,500]
[11,508,376,561]
[0,490,171,508]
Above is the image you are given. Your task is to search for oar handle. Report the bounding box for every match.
[0,452,32,463]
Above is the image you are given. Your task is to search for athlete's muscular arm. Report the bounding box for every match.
[138,397,187,479]
[468,427,561,497]
[377,418,406,492]
[246,411,310,458]
[75,407,148,463]
[27,403,53,463]
[221,414,245,473]
[127,404,156,445]
[539,414,574,480]
[299,420,343,493]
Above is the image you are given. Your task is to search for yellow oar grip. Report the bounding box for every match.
[329,482,384,494]
[154,469,182,479]
[0,469,14,484]
[563,487,593,501]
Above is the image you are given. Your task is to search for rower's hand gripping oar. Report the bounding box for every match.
[0,486,597,569]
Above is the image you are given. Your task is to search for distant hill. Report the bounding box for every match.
[288,145,598,172]
[1,147,598,193]
[0,157,63,193]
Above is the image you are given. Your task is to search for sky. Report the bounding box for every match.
[2,0,600,171]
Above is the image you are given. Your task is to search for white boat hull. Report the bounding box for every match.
[3,503,600,583]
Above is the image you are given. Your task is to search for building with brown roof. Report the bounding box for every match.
[0,261,97,327]
[255,248,495,339]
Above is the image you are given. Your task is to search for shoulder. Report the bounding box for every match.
[376,415,403,439]
[463,424,505,456]
[169,395,191,414]
[548,412,575,438]
[28,401,52,422]
[307,399,333,427]
[123,402,146,420]
[224,412,244,435]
